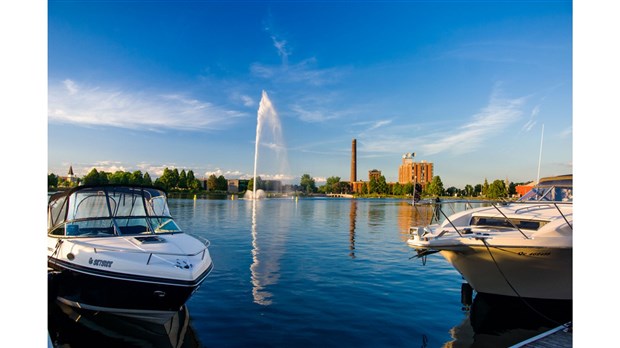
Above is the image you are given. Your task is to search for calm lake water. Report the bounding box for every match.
[48,198,572,347]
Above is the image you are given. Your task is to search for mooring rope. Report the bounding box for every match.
[480,238,568,328]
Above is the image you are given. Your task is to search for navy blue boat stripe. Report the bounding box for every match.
[49,258,212,287]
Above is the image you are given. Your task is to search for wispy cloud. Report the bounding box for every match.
[520,105,539,133]
[241,95,255,107]
[48,79,247,131]
[251,58,347,87]
[291,101,359,123]
[271,35,291,66]
[559,126,572,139]
[359,89,525,156]
[356,119,393,137]
[421,95,525,155]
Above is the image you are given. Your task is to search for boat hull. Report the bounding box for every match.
[48,259,212,320]
[439,246,572,300]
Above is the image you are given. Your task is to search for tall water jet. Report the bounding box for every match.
[247,90,288,199]
[248,90,289,305]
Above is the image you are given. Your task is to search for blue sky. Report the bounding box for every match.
[47,0,573,188]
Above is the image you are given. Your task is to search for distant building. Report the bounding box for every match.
[347,141,436,194]
[59,165,79,185]
[368,169,382,181]
[227,179,249,193]
[398,153,433,190]
[516,182,535,197]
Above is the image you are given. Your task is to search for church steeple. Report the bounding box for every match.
[68,165,74,176]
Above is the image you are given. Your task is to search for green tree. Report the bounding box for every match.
[207,174,218,191]
[157,168,173,190]
[48,173,58,189]
[425,176,445,197]
[392,182,403,196]
[336,181,351,194]
[464,184,474,197]
[248,176,263,191]
[83,168,108,185]
[179,170,188,189]
[482,178,489,197]
[109,171,130,185]
[368,177,378,194]
[446,186,459,197]
[170,168,180,189]
[486,179,508,199]
[129,170,143,185]
[377,176,388,194]
[474,184,482,197]
[323,176,341,193]
[403,182,414,196]
[217,175,228,191]
[186,170,201,190]
[300,174,316,194]
[360,182,368,195]
[143,172,153,186]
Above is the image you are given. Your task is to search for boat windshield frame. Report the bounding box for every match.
[518,184,572,203]
[47,185,183,237]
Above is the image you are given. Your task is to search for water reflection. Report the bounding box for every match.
[443,293,572,347]
[48,300,201,347]
[349,199,357,258]
[250,200,286,306]
[396,201,435,242]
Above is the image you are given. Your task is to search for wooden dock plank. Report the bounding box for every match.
[510,323,572,348]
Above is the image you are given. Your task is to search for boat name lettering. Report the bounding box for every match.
[88,257,113,268]
[518,251,550,256]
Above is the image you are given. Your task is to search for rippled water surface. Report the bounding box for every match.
[49,198,571,347]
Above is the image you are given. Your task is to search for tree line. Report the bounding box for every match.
[49,168,526,199]
[49,168,204,192]
[304,174,524,199]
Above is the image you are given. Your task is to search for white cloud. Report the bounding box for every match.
[241,95,255,107]
[291,105,336,123]
[48,80,247,131]
[271,35,291,65]
[313,176,327,183]
[421,95,525,155]
[63,79,78,95]
[358,90,525,156]
[559,126,572,139]
[250,58,346,87]
[520,105,540,133]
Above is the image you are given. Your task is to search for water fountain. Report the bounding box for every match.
[246,90,289,305]
[245,90,288,200]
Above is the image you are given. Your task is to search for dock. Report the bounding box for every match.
[510,322,572,347]
[326,193,354,198]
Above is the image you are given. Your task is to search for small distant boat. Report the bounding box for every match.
[47,185,214,322]
[407,175,572,300]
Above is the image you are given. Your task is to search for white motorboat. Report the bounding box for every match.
[48,185,213,322]
[407,175,572,300]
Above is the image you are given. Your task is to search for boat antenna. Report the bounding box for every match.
[536,124,544,184]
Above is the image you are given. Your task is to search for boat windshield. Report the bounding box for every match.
[48,186,182,237]
[518,185,572,202]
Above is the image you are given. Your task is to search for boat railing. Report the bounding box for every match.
[67,238,211,265]
[411,199,572,239]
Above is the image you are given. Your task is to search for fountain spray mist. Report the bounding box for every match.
[251,90,288,199]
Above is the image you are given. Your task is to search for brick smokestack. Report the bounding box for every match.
[351,139,357,183]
